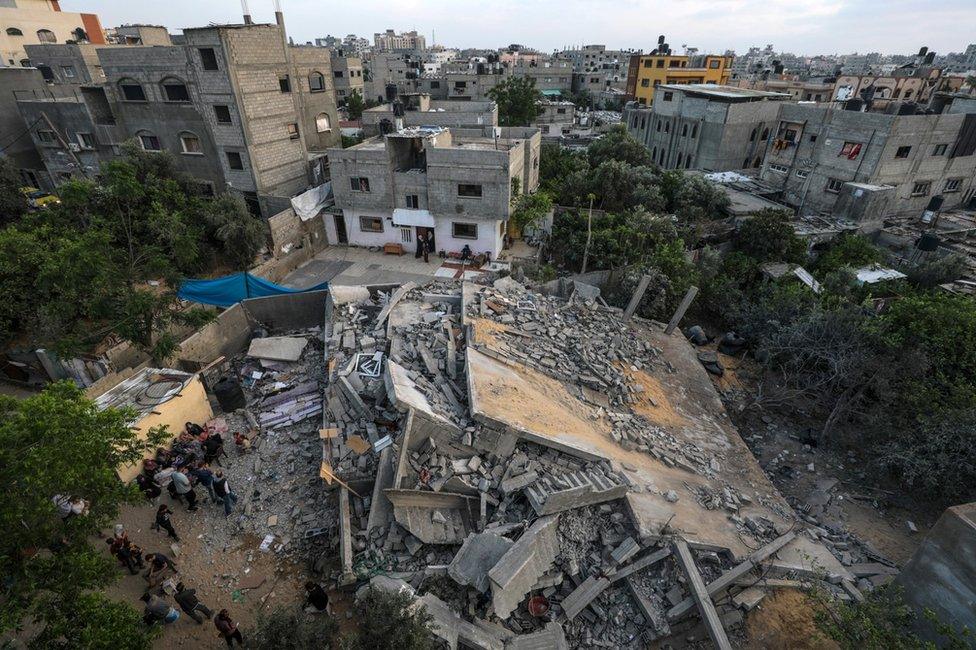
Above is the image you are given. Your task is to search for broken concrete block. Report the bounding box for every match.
[525,469,628,516]
[506,622,568,649]
[561,574,611,621]
[500,470,539,495]
[247,336,308,362]
[448,532,515,593]
[610,537,640,565]
[489,515,560,619]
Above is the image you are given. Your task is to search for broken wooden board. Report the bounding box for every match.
[247,336,308,362]
[346,435,371,455]
[673,539,733,650]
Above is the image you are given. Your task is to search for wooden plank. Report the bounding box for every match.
[610,547,672,583]
[673,539,733,650]
[338,487,355,584]
[668,531,797,621]
[623,274,652,321]
[560,575,611,621]
[664,286,699,334]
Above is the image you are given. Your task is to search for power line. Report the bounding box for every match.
[0,117,43,154]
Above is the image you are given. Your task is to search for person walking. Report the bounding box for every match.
[173,582,214,624]
[170,468,198,511]
[141,592,180,625]
[144,552,178,587]
[154,505,180,541]
[415,232,426,259]
[214,609,244,646]
[189,464,218,504]
[213,470,238,517]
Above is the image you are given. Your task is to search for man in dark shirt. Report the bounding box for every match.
[144,552,177,587]
[174,582,214,623]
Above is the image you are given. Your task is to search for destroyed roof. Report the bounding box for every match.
[93,367,194,419]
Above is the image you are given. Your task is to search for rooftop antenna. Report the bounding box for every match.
[241,0,252,24]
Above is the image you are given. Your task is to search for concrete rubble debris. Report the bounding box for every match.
[448,531,515,593]
[247,335,309,361]
[489,515,561,619]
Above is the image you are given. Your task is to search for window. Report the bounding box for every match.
[749,128,757,142]
[315,113,332,133]
[429,81,440,89]
[768,163,789,174]
[933,144,948,156]
[180,133,202,154]
[458,183,482,198]
[681,124,688,137]
[351,177,370,192]
[309,72,326,92]
[226,151,244,170]
[279,75,291,93]
[826,178,844,193]
[656,59,665,68]
[36,129,55,143]
[199,48,218,71]
[162,79,190,102]
[761,128,770,141]
[119,80,146,102]
[895,146,912,159]
[839,141,862,159]
[691,124,698,138]
[663,91,674,101]
[556,108,566,115]
[643,59,652,68]
[287,123,299,139]
[452,222,478,239]
[214,105,232,123]
[944,178,962,193]
[139,133,161,151]
[60,65,75,78]
[911,181,931,197]
[406,194,419,208]
[36,29,55,43]
[809,134,817,143]
[76,132,94,149]
[640,78,649,88]
[664,122,670,133]
[795,169,809,179]
[454,81,466,88]
[6,28,22,36]
[359,216,384,232]
[709,59,721,69]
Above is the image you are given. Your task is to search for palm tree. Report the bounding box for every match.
[965,75,976,95]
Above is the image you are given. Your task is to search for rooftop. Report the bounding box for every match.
[658,84,792,101]
[93,367,194,420]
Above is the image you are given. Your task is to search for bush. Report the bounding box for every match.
[734,209,807,264]
[345,586,434,650]
[905,253,966,289]
[814,233,885,276]
[247,606,340,649]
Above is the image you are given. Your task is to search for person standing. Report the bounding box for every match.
[135,473,161,503]
[423,234,433,263]
[214,609,244,646]
[174,582,214,624]
[170,468,198,511]
[154,504,180,541]
[144,552,178,587]
[213,471,238,517]
[415,232,426,259]
[141,592,180,625]
[203,432,225,467]
[189,464,218,504]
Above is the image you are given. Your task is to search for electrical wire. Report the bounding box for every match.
[0,117,43,154]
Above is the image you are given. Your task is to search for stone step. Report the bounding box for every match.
[525,469,629,516]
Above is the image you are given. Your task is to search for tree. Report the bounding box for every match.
[346,89,366,121]
[0,382,165,647]
[814,233,884,276]
[538,143,588,198]
[0,156,29,224]
[510,190,553,232]
[248,606,341,649]
[905,253,966,289]
[734,208,807,263]
[487,76,542,127]
[203,193,267,271]
[965,74,976,94]
[344,586,434,650]
[587,124,651,168]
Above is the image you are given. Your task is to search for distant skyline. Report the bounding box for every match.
[61,0,975,56]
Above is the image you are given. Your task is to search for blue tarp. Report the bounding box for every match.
[177,272,328,308]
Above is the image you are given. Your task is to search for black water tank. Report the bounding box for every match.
[213,375,246,412]
[917,232,940,252]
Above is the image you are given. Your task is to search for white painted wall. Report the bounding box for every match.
[336,209,504,257]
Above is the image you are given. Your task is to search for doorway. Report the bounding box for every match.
[333,214,348,244]
[415,226,434,258]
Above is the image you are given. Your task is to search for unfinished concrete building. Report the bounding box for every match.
[331,54,364,105]
[759,96,976,227]
[533,100,576,140]
[360,93,497,137]
[16,17,341,216]
[624,84,789,172]
[327,126,540,258]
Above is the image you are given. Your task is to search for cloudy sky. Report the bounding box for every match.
[61,0,974,56]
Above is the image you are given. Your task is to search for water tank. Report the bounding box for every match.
[213,375,246,412]
[917,232,940,252]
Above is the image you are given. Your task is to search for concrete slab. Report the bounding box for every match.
[385,489,478,544]
[506,622,569,649]
[246,336,309,361]
[488,514,560,618]
[448,531,515,593]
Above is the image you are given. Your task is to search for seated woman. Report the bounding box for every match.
[184,422,204,437]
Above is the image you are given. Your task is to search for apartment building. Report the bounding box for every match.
[24,42,107,84]
[625,53,732,106]
[512,59,573,97]
[362,51,423,102]
[327,125,541,258]
[625,84,788,171]
[562,44,634,94]
[732,76,835,102]
[759,97,976,225]
[360,93,496,136]
[0,0,104,67]
[533,100,575,139]
[373,29,426,53]
[331,55,364,104]
[0,66,60,187]
[18,19,341,217]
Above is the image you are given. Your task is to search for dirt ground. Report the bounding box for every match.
[745,589,838,650]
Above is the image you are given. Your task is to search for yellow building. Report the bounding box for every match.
[0,0,105,67]
[626,54,732,106]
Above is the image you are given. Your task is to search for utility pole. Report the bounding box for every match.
[580,193,595,274]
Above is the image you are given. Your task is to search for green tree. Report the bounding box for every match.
[346,89,366,121]
[510,190,553,231]
[248,606,341,649]
[204,193,267,271]
[814,233,884,276]
[345,587,434,650]
[0,156,29,224]
[734,208,807,263]
[0,382,165,647]
[488,76,542,126]
[587,124,651,168]
[965,74,976,93]
[538,143,588,198]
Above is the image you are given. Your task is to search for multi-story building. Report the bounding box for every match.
[327,125,541,258]
[24,42,108,84]
[759,97,976,225]
[533,100,575,139]
[624,84,788,171]
[373,29,426,54]
[731,75,835,102]
[0,0,104,67]
[106,25,172,46]
[512,59,573,97]
[360,93,496,136]
[331,55,363,104]
[362,51,423,102]
[0,66,66,188]
[18,17,341,217]
[626,52,732,106]
[831,68,944,109]
[562,44,634,95]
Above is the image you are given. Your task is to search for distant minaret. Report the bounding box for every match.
[432,28,436,47]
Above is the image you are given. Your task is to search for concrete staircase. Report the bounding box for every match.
[525,469,629,516]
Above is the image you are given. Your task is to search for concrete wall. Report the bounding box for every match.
[175,303,252,369]
[290,45,342,152]
[24,42,103,84]
[0,66,56,182]
[896,503,976,642]
[0,0,105,65]
[242,290,328,331]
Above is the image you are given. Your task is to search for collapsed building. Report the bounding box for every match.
[315,277,862,648]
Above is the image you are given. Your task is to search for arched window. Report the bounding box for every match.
[179,132,202,154]
[118,78,146,101]
[36,29,56,43]
[6,28,23,37]
[315,112,332,133]
[309,71,325,93]
[137,132,161,151]
[161,77,190,102]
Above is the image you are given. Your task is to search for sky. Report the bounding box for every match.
[60,0,975,56]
